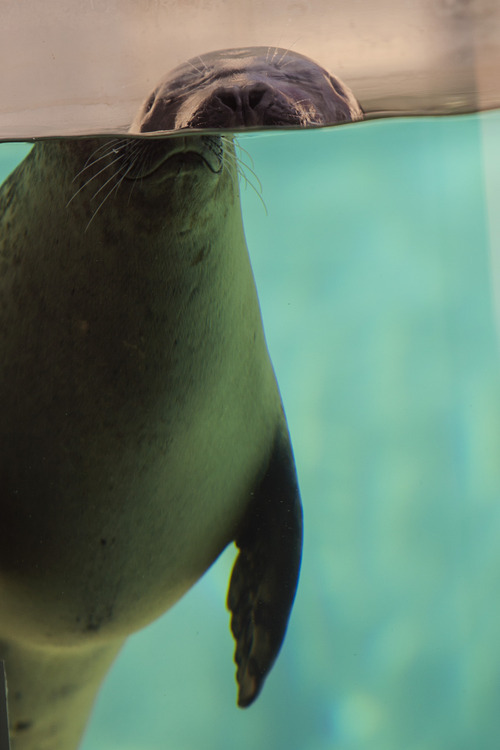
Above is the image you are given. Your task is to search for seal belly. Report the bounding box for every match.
[0,140,278,646]
[0,389,276,645]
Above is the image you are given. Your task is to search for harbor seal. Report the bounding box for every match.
[0,47,362,749]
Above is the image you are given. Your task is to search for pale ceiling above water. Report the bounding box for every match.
[1,0,499,138]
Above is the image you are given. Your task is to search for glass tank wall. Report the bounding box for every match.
[1,2,500,749]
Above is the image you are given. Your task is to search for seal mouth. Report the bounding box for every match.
[118,135,223,180]
[184,85,319,129]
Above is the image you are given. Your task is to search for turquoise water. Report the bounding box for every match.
[2,112,500,749]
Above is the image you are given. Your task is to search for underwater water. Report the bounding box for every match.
[1,111,500,749]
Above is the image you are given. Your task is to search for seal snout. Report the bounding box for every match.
[208,82,274,127]
[188,81,311,129]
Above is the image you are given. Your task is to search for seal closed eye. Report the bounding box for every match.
[0,47,362,750]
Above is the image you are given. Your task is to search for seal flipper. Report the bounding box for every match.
[227,427,303,707]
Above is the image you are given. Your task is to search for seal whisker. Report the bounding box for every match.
[67,151,127,208]
[214,142,244,189]
[73,139,126,183]
[277,47,292,68]
[118,142,149,189]
[222,148,267,215]
[187,60,204,75]
[266,46,280,65]
[85,174,122,232]
[85,137,123,163]
[221,147,254,182]
[197,55,209,72]
[71,149,118,187]
[276,39,302,68]
[240,171,268,215]
[126,173,140,206]
[233,139,256,171]
[231,153,264,197]
[115,161,139,204]
[80,148,125,180]
[217,149,240,194]
[218,147,240,180]
[84,151,142,229]
[117,139,147,175]
[89,165,122,203]
[82,137,122,166]
[275,57,304,71]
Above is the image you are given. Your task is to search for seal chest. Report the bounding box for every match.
[0,47,362,749]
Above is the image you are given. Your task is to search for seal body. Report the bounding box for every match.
[0,47,361,750]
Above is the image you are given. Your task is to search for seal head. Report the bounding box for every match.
[122,47,361,183]
[131,46,363,132]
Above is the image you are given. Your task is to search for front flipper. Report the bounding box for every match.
[227,427,303,707]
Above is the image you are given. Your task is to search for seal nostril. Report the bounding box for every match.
[248,88,265,110]
[218,91,239,111]
[216,85,267,114]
